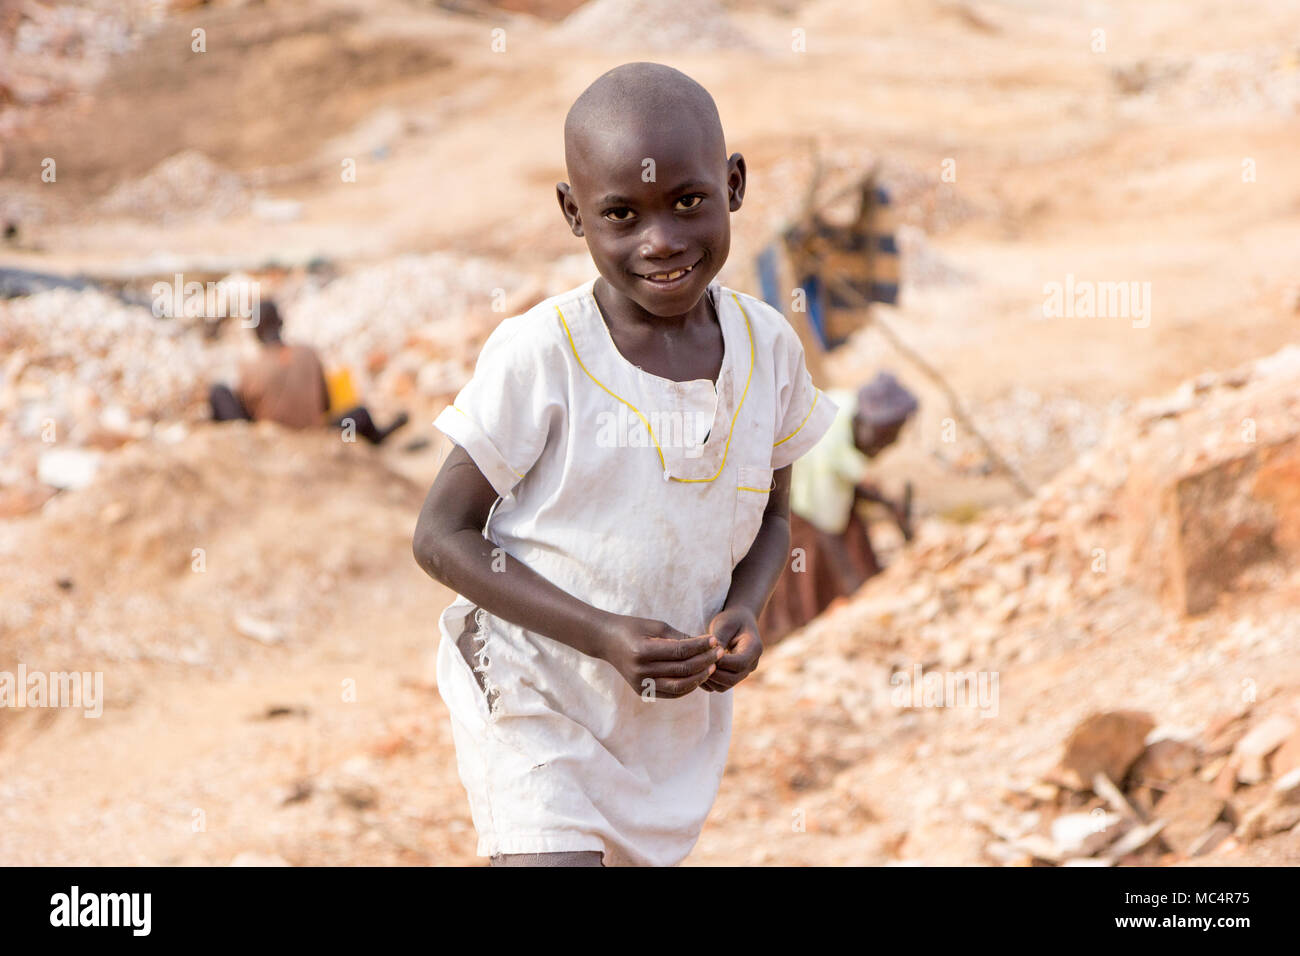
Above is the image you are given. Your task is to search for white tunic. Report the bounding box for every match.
[432,277,836,865]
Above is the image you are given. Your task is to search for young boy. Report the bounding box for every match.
[412,62,836,866]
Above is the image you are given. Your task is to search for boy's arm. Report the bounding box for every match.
[413,444,721,699]
[703,464,792,691]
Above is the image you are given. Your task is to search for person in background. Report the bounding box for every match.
[208,300,408,445]
[759,370,918,643]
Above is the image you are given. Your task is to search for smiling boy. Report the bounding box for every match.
[412,62,837,866]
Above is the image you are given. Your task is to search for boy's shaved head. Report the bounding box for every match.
[564,62,726,173]
[557,62,745,321]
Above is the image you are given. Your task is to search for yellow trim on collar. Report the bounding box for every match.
[554,290,754,484]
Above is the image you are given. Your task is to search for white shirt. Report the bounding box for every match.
[432,277,836,865]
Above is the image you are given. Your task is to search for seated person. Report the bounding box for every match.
[209,301,408,445]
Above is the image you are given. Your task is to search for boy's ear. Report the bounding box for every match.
[556,183,584,237]
[726,153,747,212]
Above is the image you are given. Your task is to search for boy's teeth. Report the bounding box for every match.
[649,266,688,281]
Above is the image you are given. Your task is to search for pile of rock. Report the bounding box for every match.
[0,250,586,510]
[284,252,539,403]
[0,287,244,508]
[0,0,162,139]
[981,703,1300,865]
[930,386,1118,487]
[97,150,250,225]
[775,343,1300,676]
[737,342,1300,864]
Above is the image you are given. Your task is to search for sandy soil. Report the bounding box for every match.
[2,0,1298,865]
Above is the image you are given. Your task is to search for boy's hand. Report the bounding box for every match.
[600,615,723,700]
[701,607,763,692]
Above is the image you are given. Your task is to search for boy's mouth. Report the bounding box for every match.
[635,257,701,287]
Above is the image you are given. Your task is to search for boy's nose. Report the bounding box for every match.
[638,219,688,259]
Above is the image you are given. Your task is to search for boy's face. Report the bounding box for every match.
[558,118,745,318]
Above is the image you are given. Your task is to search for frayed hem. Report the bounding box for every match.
[470,607,502,718]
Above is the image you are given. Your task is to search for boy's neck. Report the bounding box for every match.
[591,276,716,336]
[591,276,723,385]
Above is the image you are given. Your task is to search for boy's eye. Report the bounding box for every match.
[603,207,636,222]
[675,194,705,211]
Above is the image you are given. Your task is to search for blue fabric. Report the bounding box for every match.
[758,245,837,351]
[800,273,837,350]
[757,244,782,311]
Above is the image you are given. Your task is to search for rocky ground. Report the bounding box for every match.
[1,0,1298,865]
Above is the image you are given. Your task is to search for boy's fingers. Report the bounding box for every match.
[648,650,718,679]
[644,634,715,661]
[716,655,752,673]
[709,620,746,648]
[716,647,758,672]
[651,673,709,698]
[704,671,741,690]
[711,666,753,691]
[644,619,696,642]
[707,618,737,639]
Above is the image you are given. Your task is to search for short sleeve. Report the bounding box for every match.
[433,314,562,499]
[770,318,839,470]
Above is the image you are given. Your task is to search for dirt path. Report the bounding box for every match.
[3,0,1299,866]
